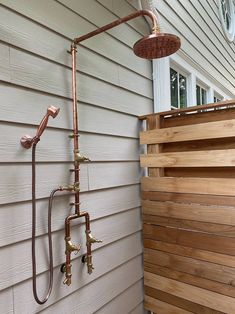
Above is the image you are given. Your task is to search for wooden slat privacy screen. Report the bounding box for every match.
[140,101,235,314]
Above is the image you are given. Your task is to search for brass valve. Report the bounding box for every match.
[59,182,80,193]
[74,150,91,163]
[86,231,102,245]
[65,236,81,255]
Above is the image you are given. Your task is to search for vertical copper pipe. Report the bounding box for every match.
[71,43,80,216]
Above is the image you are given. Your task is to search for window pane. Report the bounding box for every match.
[179,74,187,108]
[202,88,207,104]
[196,85,201,105]
[170,68,178,108]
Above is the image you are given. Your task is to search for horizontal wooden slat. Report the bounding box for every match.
[163,107,235,128]
[141,177,235,196]
[145,295,192,314]
[144,271,235,313]
[12,236,142,314]
[142,200,235,226]
[140,119,235,144]
[145,263,235,298]
[141,191,235,206]
[165,167,235,178]
[144,224,235,256]
[144,248,235,285]
[144,239,235,268]
[145,286,223,314]
[141,149,235,168]
[143,214,235,237]
[139,100,235,120]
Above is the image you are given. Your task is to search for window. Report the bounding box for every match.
[214,96,222,103]
[196,84,207,106]
[170,68,187,109]
[218,0,235,42]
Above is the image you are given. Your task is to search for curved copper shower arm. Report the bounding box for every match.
[73,9,159,45]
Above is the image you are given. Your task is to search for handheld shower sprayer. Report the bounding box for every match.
[20,106,60,149]
[20,106,60,305]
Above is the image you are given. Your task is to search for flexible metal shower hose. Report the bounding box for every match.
[32,143,59,304]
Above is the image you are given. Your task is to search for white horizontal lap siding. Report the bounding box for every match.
[156,0,235,94]
[0,0,151,313]
[13,235,143,314]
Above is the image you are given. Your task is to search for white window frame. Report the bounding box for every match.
[218,0,235,42]
[214,92,223,103]
[196,80,209,106]
[170,63,189,110]
[153,53,231,112]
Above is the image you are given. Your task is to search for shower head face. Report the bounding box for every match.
[133,32,181,59]
[47,106,60,118]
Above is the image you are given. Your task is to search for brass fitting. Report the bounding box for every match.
[74,150,91,163]
[152,25,161,33]
[63,264,72,286]
[84,254,94,275]
[86,231,102,246]
[65,236,81,255]
[60,182,80,193]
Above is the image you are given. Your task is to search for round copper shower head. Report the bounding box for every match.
[133,32,181,59]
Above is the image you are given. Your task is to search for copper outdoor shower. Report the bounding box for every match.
[20,9,180,304]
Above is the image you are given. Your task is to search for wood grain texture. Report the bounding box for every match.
[142,199,235,225]
[141,149,235,168]
[140,119,235,144]
[144,248,235,285]
[145,262,235,298]
[143,215,235,237]
[144,271,235,313]
[141,108,235,313]
[145,295,193,314]
[144,239,235,268]
[141,176,235,196]
[144,224,235,255]
[145,286,224,314]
